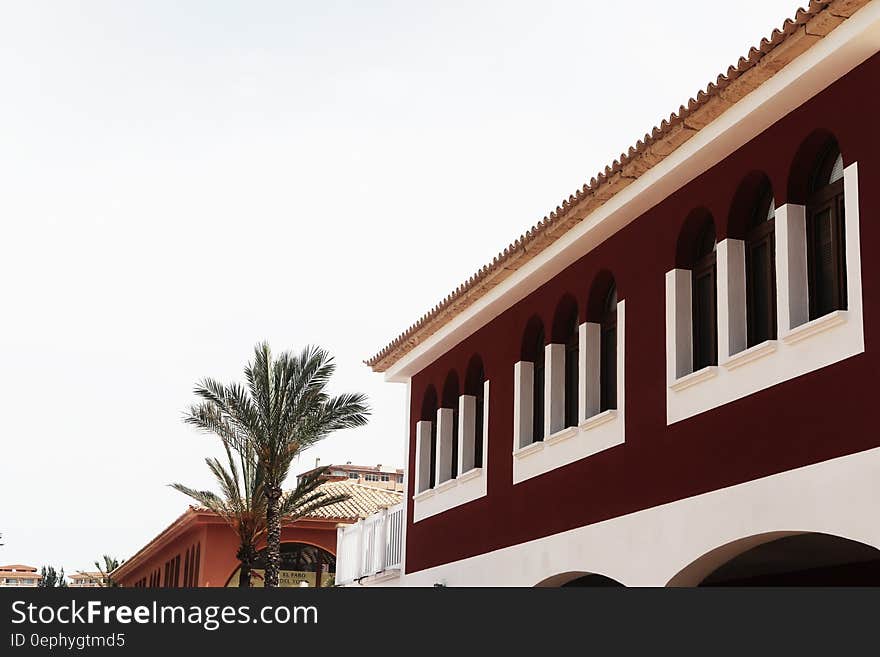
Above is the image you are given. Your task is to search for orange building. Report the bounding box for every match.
[113,481,402,588]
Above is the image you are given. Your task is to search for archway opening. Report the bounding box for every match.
[535,571,625,587]
[562,574,624,587]
[671,532,880,587]
[225,542,336,588]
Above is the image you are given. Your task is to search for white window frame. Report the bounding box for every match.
[513,301,626,484]
[665,162,864,424]
[413,380,490,522]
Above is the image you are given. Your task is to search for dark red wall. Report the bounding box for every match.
[405,52,880,574]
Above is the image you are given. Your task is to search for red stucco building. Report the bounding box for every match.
[355,0,880,586]
[113,481,401,587]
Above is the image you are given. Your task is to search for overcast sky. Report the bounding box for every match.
[0,0,798,578]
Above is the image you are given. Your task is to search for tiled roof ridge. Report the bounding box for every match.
[366,0,865,372]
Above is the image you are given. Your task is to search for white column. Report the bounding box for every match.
[482,380,490,470]
[843,163,862,319]
[435,408,454,485]
[717,238,747,361]
[545,343,565,437]
[665,268,693,382]
[776,203,808,332]
[582,322,601,419]
[414,420,432,494]
[616,300,626,416]
[400,378,411,574]
[458,394,476,474]
[513,361,533,449]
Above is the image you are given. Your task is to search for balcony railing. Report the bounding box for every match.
[336,503,404,585]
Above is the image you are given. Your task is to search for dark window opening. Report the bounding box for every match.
[807,144,846,320]
[692,221,718,370]
[421,388,438,489]
[600,283,617,411]
[450,406,458,480]
[442,373,460,481]
[429,420,437,488]
[563,309,579,428]
[532,326,545,443]
[466,358,486,469]
[474,389,484,468]
[746,184,777,346]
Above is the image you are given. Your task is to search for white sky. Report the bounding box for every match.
[0,0,798,577]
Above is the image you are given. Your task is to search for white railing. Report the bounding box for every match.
[336,503,404,585]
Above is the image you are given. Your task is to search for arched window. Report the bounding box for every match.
[552,296,579,429]
[531,325,545,441]
[692,219,718,370]
[464,356,486,468]
[748,188,776,345]
[585,272,618,418]
[806,142,846,319]
[441,372,460,481]
[564,310,579,428]
[600,282,617,411]
[520,317,545,443]
[729,173,778,347]
[421,386,438,489]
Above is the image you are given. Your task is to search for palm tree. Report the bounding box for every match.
[185,343,369,587]
[94,555,123,587]
[172,440,262,587]
[38,566,67,588]
[172,444,349,587]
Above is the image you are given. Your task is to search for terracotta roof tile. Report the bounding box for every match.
[70,571,104,579]
[367,0,867,372]
[305,480,403,520]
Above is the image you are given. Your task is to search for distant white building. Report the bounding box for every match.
[298,461,404,492]
[0,565,40,587]
[69,571,108,587]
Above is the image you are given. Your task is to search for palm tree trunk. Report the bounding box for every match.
[264,485,282,588]
[236,544,256,588]
[238,563,252,588]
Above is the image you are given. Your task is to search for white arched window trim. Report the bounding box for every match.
[412,380,490,522]
[664,162,864,424]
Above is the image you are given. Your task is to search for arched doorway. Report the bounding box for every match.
[669,532,880,586]
[226,542,337,588]
[535,571,625,587]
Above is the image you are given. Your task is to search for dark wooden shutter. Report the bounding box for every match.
[533,358,544,442]
[474,388,484,468]
[746,219,777,346]
[600,323,616,411]
[564,329,579,427]
[807,179,846,319]
[532,329,545,442]
[429,420,437,488]
[450,406,458,479]
[692,256,718,370]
